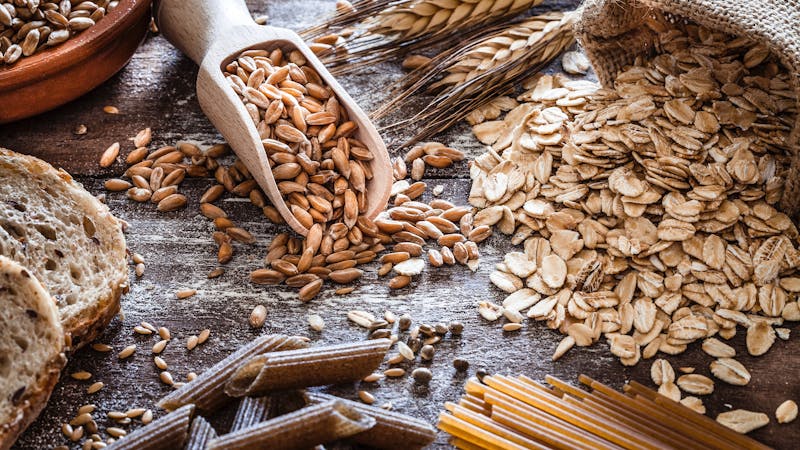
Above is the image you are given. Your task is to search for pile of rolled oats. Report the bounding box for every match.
[468,21,799,407]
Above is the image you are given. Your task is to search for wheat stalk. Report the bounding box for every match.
[376,10,578,145]
[366,0,545,40]
[302,0,545,72]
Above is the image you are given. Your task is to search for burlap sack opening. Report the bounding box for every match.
[575,0,800,216]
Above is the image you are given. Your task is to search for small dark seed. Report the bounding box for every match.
[412,368,432,384]
[453,358,469,372]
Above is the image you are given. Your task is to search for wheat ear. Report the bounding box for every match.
[377,10,578,145]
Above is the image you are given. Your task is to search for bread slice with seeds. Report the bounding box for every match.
[0,149,128,347]
[0,256,66,450]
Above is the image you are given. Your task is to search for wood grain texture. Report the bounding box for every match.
[2,1,798,449]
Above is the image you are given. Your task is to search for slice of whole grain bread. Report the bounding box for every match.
[0,148,128,348]
[0,256,66,450]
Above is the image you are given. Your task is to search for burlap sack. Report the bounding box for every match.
[574,0,800,215]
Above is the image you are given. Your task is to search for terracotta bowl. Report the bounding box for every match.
[0,0,151,124]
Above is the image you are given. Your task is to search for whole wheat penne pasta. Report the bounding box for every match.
[185,416,218,450]
[306,393,436,449]
[225,339,391,397]
[230,396,272,432]
[106,404,194,450]
[158,334,308,412]
[206,400,375,450]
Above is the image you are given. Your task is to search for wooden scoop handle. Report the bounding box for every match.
[154,0,255,65]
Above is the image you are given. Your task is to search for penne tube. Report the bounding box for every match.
[158,334,308,412]
[206,400,375,450]
[225,339,391,397]
[185,416,218,450]
[230,396,272,432]
[305,392,436,449]
[107,404,194,450]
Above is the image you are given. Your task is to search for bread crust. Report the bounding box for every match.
[0,353,66,450]
[0,148,129,348]
[0,257,66,450]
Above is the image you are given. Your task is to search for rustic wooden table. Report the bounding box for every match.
[2,1,798,448]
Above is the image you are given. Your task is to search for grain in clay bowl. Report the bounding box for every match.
[0,0,151,124]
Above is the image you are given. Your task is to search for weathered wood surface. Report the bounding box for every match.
[2,1,798,448]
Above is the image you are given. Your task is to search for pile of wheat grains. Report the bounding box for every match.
[468,20,798,419]
[0,0,115,65]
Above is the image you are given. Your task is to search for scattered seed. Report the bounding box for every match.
[358,390,375,404]
[384,368,406,378]
[118,345,136,360]
[133,325,153,335]
[207,268,225,278]
[71,371,92,381]
[250,305,267,328]
[159,371,174,385]
[362,373,383,383]
[347,310,375,328]
[412,368,432,384]
[87,382,104,394]
[176,289,197,299]
[103,106,119,114]
[91,343,112,352]
[152,340,168,354]
[420,345,435,361]
[308,314,325,331]
[78,405,96,415]
[154,356,167,370]
[106,427,126,438]
[397,341,414,360]
[198,329,211,344]
[186,335,199,350]
[99,142,120,167]
[453,358,469,371]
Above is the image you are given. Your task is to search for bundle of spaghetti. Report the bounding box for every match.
[438,374,772,450]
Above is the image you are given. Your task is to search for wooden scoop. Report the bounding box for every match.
[155,0,391,236]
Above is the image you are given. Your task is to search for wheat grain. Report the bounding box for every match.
[366,0,543,41]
